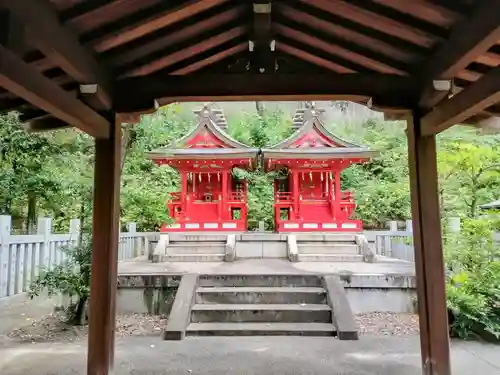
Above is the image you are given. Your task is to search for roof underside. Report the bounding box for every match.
[1,0,500,137]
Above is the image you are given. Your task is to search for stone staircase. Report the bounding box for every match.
[164,235,226,262]
[295,234,368,262]
[162,274,358,339]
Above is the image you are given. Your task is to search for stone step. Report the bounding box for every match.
[297,254,364,262]
[169,234,227,242]
[186,322,336,337]
[164,254,225,262]
[296,234,357,242]
[195,287,327,305]
[298,243,359,254]
[191,303,332,323]
[198,274,323,288]
[169,241,226,247]
[167,244,226,254]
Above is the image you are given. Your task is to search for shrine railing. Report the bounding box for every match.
[169,192,181,202]
[275,192,293,202]
[228,191,245,201]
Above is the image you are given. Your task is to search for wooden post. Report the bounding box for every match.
[407,111,450,375]
[87,119,121,375]
[0,215,11,298]
[37,217,52,270]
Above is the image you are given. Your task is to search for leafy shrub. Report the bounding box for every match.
[445,218,500,339]
[29,239,91,325]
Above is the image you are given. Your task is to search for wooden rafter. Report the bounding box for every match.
[303,0,438,48]
[114,73,419,112]
[418,0,500,108]
[0,44,109,138]
[170,43,247,75]
[3,0,113,111]
[276,42,355,73]
[121,27,245,77]
[276,3,418,64]
[274,24,408,75]
[109,6,244,68]
[421,65,500,135]
[91,0,229,53]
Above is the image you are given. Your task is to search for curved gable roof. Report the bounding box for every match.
[270,104,368,150]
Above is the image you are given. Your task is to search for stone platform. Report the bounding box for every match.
[117,258,416,318]
[119,256,414,276]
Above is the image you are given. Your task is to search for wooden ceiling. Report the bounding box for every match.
[1,0,500,138]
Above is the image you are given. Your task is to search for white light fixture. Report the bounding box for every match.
[253,3,271,13]
[432,79,452,92]
[270,40,276,51]
[79,84,97,94]
[248,40,254,52]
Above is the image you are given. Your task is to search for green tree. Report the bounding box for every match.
[439,142,500,218]
[29,239,92,325]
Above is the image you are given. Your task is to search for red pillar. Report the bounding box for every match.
[334,170,341,219]
[221,170,228,221]
[292,170,299,219]
[181,171,188,219]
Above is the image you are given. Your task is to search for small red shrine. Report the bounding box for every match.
[148,105,258,232]
[262,103,376,232]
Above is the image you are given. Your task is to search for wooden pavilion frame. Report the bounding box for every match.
[1,1,500,374]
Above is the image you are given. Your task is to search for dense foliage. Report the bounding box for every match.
[5,102,499,333]
[445,218,500,340]
[2,104,500,232]
[28,239,92,325]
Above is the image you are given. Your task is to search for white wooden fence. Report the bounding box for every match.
[0,216,158,299]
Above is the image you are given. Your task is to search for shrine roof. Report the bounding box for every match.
[148,104,258,161]
[148,147,259,161]
[263,104,375,160]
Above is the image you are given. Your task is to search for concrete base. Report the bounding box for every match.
[117,258,416,316]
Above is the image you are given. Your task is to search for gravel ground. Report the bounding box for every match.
[355,312,420,336]
[7,313,168,343]
[6,312,419,343]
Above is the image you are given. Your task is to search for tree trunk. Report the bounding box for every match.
[26,192,36,234]
[120,124,135,172]
[71,296,88,326]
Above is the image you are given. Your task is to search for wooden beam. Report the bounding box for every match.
[406,111,451,375]
[91,0,230,53]
[87,118,121,375]
[3,0,113,111]
[121,27,245,77]
[418,0,500,108]
[114,73,419,112]
[251,1,275,73]
[421,65,500,135]
[24,117,70,133]
[0,44,109,138]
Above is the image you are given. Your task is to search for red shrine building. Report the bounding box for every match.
[262,104,376,232]
[148,105,258,232]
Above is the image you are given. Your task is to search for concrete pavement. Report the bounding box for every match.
[0,335,499,375]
